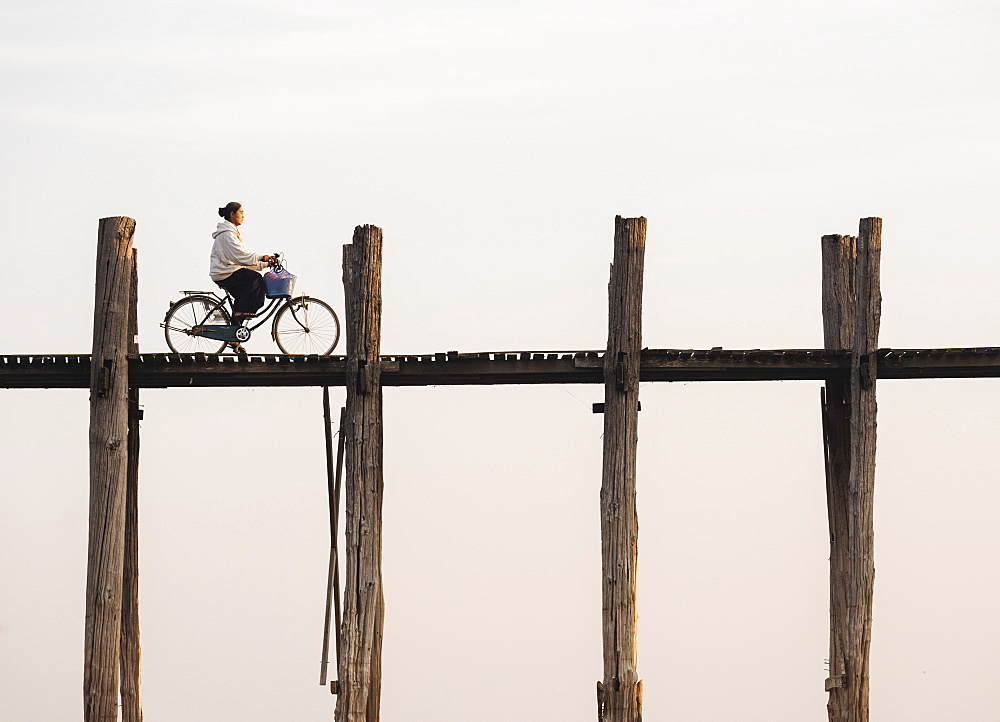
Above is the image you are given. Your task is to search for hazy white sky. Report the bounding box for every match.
[2,1,999,720]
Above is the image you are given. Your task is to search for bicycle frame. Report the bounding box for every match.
[163,283,340,355]
[171,291,256,327]
[169,291,311,340]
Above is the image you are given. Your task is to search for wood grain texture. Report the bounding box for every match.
[821,220,881,722]
[120,247,143,721]
[336,225,385,722]
[598,216,645,722]
[85,216,135,721]
[844,218,881,722]
[821,235,857,351]
[820,234,855,719]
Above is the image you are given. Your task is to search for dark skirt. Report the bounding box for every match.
[216,268,266,315]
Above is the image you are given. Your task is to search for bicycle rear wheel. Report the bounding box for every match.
[273,296,340,355]
[164,296,231,354]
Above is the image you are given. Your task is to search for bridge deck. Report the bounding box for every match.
[4,347,1000,389]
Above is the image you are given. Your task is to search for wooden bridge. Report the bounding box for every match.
[9,214,990,722]
[6,346,1000,388]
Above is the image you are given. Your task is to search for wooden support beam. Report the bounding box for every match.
[821,218,881,722]
[820,233,855,716]
[11,347,1000,389]
[120,248,143,721]
[85,216,136,721]
[336,225,385,722]
[844,217,881,720]
[597,216,645,722]
[320,393,347,688]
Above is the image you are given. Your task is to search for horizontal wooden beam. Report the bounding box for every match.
[4,347,1000,389]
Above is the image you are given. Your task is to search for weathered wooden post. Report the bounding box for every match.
[821,232,855,715]
[597,216,646,722]
[843,217,881,720]
[85,216,136,721]
[336,225,385,722]
[120,248,143,722]
[821,218,881,722]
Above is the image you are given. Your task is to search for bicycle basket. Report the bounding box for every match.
[263,265,297,299]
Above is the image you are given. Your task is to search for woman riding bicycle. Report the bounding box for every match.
[162,203,340,355]
[210,201,275,325]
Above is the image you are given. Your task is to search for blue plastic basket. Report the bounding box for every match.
[264,266,296,298]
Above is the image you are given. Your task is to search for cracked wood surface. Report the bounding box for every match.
[85,217,135,721]
[598,216,645,722]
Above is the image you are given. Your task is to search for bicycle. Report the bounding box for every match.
[161,255,341,355]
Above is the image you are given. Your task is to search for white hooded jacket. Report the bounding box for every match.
[209,220,265,281]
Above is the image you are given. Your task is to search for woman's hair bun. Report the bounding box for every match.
[219,201,242,218]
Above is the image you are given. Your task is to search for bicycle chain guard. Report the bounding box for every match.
[192,324,247,343]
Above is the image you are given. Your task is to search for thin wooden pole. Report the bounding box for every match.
[120,248,143,721]
[597,215,645,722]
[321,387,335,686]
[821,219,881,722]
[336,225,385,722]
[321,392,347,687]
[85,216,136,721]
[333,406,346,674]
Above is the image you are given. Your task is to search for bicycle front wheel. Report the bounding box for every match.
[164,296,230,354]
[273,296,340,355]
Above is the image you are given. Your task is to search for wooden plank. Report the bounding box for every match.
[85,216,136,722]
[10,347,1000,389]
[336,225,385,722]
[597,216,645,722]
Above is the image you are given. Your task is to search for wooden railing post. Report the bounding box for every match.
[336,225,385,722]
[821,218,881,722]
[85,216,136,721]
[597,216,646,722]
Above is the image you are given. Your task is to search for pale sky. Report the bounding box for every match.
[2,1,999,720]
